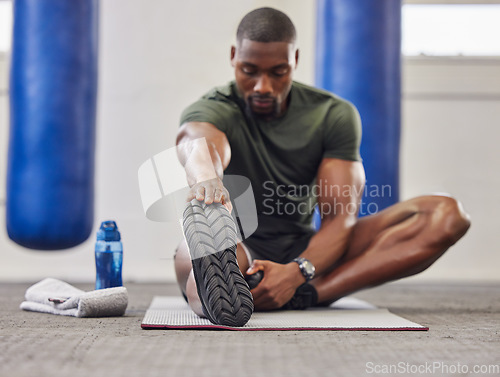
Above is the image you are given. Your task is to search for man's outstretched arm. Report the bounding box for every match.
[176,121,232,209]
[249,158,365,310]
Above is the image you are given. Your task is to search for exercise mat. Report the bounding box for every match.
[141,296,428,331]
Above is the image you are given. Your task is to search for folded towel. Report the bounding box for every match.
[20,278,128,317]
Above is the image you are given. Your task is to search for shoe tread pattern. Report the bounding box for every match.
[183,199,253,327]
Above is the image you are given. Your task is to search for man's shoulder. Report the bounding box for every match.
[200,82,238,103]
[180,82,241,129]
[291,81,358,121]
[291,81,353,109]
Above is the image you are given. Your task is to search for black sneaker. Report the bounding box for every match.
[245,270,264,290]
[281,283,318,310]
[182,199,253,327]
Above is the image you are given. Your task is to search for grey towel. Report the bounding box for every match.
[20,278,128,317]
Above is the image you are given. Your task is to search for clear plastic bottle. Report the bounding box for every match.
[95,220,123,290]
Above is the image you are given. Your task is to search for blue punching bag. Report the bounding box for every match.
[316,0,401,215]
[7,0,98,250]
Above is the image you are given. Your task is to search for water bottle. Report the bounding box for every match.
[95,220,123,290]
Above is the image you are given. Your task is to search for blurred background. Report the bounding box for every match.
[1,0,499,283]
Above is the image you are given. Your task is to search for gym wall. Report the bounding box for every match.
[0,0,499,282]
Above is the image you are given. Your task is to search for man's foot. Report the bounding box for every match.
[281,283,318,310]
[182,199,253,327]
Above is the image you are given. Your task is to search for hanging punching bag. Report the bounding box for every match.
[7,0,98,250]
[316,0,401,215]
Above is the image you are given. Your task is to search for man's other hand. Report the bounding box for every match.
[246,259,305,310]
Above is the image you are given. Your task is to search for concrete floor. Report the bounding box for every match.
[0,281,498,377]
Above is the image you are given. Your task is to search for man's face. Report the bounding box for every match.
[231,39,298,120]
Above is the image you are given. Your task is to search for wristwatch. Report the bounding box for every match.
[292,257,316,282]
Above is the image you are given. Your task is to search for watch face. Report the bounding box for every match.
[303,260,315,276]
[294,258,315,281]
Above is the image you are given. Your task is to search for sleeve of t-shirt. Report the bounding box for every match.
[179,99,234,136]
[322,100,362,161]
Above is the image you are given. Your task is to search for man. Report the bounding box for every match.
[174,8,470,323]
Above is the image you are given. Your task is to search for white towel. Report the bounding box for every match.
[20,278,128,317]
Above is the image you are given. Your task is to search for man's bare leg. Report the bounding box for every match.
[174,241,251,317]
[311,195,471,304]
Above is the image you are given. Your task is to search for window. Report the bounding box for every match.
[0,1,13,53]
[402,4,500,56]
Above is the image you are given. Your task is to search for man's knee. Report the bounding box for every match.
[427,195,471,246]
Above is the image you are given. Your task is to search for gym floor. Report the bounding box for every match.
[0,281,498,377]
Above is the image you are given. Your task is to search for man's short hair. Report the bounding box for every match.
[236,7,296,45]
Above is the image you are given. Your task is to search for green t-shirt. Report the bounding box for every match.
[180,81,362,263]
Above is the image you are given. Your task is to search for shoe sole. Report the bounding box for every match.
[182,199,253,327]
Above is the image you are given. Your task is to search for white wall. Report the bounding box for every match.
[0,1,498,283]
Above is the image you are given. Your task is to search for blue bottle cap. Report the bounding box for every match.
[96,221,121,241]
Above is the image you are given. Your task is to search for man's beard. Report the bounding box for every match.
[244,95,281,121]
